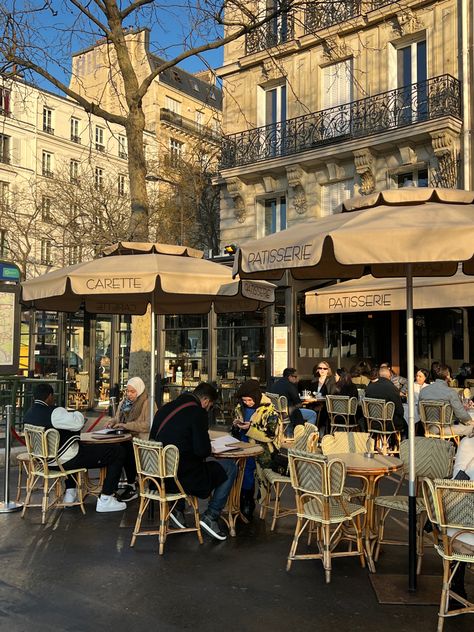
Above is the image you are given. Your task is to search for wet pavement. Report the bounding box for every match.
[1,467,472,632]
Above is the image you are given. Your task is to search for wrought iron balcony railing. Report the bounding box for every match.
[245,10,295,55]
[305,1,362,34]
[160,108,221,143]
[220,75,461,169]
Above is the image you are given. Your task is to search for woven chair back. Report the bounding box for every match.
[418,399,454,432]
[399,437,454,479]
[24,424,60,474]
[326,395,358,416]
[362,398,395,433]
[133,439,179,479]
[293,423,318,452]
[321,431,373,455]
[288,449,345,497]
[422,478,474,531]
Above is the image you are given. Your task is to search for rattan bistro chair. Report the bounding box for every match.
[419,400,460,446]
[326,395,359,432]
[131,439,203,555]
[421,478,474,632]
[321,432,374,500]
[374,438,455,574]
[362,398,399,455]
[21,424,86,524]
[258,423,318,531]
[287,450,366,583]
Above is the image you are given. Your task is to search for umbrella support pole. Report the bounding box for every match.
[149,297,156,428]
[405,264,417,592]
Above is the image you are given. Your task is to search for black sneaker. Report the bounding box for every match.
[169,509,186,529]
[199,512,227,541]
[117,485,138,502]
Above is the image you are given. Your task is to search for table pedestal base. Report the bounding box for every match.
[370,574,441,604]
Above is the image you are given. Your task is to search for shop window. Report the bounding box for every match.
[216,312,266,383]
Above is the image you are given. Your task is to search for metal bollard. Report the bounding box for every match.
[0,405,23,513]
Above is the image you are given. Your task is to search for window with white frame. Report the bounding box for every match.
[195,110,203,129]
[43,107,54,134]
[165,96,181,114]
[0,229,7,258]
[95,126,105,151]
[394,168,428,188]
[41,196,52,221]
[68,245,81,265]
[118,174,126,197]
[322,60,353,139]
[321,179,353,216]
[70,159,80,183]
[0,88,11,115]
[70,117,81,143]
[397,39,427,123]
[41,239,52,265]
[169,138,184,167]
[95,166,103,190]
[0,181,9,207]
[118,135,127,159]
[259,83,286,158]
[0,134,10,163]
[42,150,53,177]
[264,196,287,236]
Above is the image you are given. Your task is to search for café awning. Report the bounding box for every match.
[305,269,474,314]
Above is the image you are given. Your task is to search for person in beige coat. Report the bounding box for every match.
[108,377,151,502]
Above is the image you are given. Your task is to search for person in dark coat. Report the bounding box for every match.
[365,367,407,432]
[149,382,236,541]
[270,367,317,430]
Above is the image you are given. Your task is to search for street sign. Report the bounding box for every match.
[0,262,20,283]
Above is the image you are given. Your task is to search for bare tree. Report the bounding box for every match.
[0,1,301,240]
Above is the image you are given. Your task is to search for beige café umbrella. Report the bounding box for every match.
[22,242,275,421]
[233,187,474,591]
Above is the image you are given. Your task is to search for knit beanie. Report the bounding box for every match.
[236,379,262,406]
[127,377,145,397]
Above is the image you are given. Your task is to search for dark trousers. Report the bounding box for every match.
[65,443,126,495]
[122,441,137,484]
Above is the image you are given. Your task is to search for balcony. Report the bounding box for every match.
[95,143,105,153]
[220,75,461,169]
[246,12,295,55]
[119,151,128,159]
[42,169,54,178]
[304,1,362,34]
[71,135,81,144]
[43,126,54,135]
[159,108,221,143]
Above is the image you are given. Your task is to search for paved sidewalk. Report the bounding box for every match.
[1,469,472,632]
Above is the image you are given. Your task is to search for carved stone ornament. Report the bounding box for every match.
[234,196,246,224]
[322,36,351,63]
[430,130,456,158]
[286,165,304,188]
[260,59,284,83]
[398,143,417,165]
[353,148,375,195]
[293,185,307,215]
[226,177,243,198]
[394,9,424,37]
[430,130,459,189]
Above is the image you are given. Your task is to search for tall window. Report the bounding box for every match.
[169,138,184,167]
[0,181,9,207]
[165,96,181,114]
[41,239,52,265]
[41,196,52,221]
[0,88,11,115]
[0,229,7,258]
[322,59,353,139]
[195,110,203,129]
[397,40,427,123]
[95,126,105,151]
[70,159,79,183]
[263,83,286,158]
[42,151,53,177]
[70,118,81,143]
[321,179,353,216]
[43,107,54,134]
[118,135,127,159]
[0,134,10,163]
[94,166,103,190]
[118,174,126,197]
[68,245,81,265]
[264,196,286,235]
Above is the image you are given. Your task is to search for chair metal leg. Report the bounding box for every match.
[130,496,149,547]
[323,523,332,583]
[41,478,49,524]
[158,501,168,555]
[437,559,451,632]
[287,516,304,571]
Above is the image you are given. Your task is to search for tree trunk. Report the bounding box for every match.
[126,106,149,241]
[128,307,153,395]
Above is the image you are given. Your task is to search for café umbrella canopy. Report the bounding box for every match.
[234,187,474,591]
[22,242,275,427]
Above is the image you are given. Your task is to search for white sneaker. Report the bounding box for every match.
[63,488,77,506]
[96,494,127,513]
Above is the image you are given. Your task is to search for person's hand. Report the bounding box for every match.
[114,422,127,430]
[105,421,115,429]
[236,421,250,430]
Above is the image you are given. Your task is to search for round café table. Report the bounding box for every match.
[80,432,132,497]
[209,430,263,537]
[327,451,402,572]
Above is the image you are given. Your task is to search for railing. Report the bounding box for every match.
[71,134,81,144]
[42,169,54,178]
[119,151,128,159]
[95,143,105,152]
[220,75,461,169]
[43,125,54,135]
[305,1,362,34]
[245,10,295,55]
[159,108,221,142]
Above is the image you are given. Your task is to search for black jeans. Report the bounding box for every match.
[64,443,126,495]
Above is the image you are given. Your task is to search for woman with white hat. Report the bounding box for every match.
[108,376,151,502]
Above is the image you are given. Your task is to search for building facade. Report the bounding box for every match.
[216,0,473,379]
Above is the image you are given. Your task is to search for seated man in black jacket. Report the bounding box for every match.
[365,367,407,434]
[270,368,317,433]
[150,382,237,541]
[24,383,127,513]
